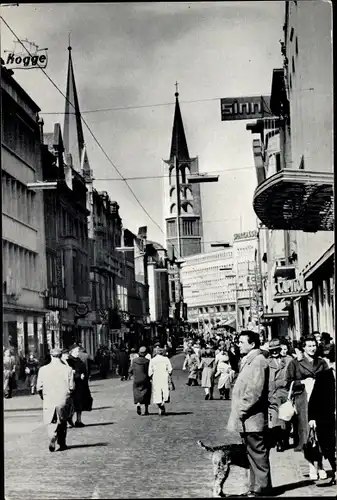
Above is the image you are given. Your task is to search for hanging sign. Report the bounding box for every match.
[4,39,48,70]
[220,96,271,121]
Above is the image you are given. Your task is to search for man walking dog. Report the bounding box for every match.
[227,330,272,497]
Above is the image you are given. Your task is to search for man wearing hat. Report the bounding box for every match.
[267,338,290,452]
[36,347,74,452]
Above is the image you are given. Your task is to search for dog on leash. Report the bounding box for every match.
[197,440,249,497]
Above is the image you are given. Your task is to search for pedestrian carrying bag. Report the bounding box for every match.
[278,381,297,422]
[303,427,322,464]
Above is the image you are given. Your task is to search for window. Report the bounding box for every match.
[295,37,298,55]
[275,153,281,172]
[292,56,295,74]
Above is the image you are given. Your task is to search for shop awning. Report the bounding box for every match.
[302,244,334,282]
[253,169,334,231]
[261,311,289,325]
[273,264,296,279]
[273,290,310,301]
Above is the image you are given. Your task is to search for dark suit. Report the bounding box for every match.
[308,368,336,472]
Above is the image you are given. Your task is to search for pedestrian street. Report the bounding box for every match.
[4,353,334,499]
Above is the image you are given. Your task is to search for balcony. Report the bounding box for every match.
[253,169,334,232]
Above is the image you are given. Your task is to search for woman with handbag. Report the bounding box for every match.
[286,335,329,480]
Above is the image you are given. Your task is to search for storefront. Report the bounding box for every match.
[302,244,334,336]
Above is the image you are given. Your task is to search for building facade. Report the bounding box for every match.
[2,64,48,358]
[181,249,236,332]
[232,231,260,332]
[252,0,334,340]
[42,123,90,351]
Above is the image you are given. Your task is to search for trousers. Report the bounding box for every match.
[240,431,272,493]
[48,420,67,446]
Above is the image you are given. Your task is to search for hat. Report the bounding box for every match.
[69,343,79,351]
[50,347,62,357]
[268,339,281,351]
[62,348,69,354]
[139,346,147,355]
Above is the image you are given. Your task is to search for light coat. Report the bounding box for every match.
[182,353,199,379]
[148,354,172,405]
[227,349,269,433]
[215,361,235,390]
[37,359,74,424]
[267,356,289,428]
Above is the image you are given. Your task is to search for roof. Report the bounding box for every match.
[1,64,41,114]
[146,240,165,251]
[63,47,88,173]
[169,92,190,161]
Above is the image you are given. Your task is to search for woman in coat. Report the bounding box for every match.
[198,348,216,400]
[214,352,235,400]
[182,348,199,386]
[148,347,173,415]
[67,344,93,427]
[286,335,328,480]
[129,346,151,416]
[308,346,336,486]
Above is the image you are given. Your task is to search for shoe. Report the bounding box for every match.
[318,469,327,480]
[58,444,68,451]
[136,406,141,415]
[209,395,213,400]
[49,436,56,452]
[67,419,74,428]
[205,394,209,400]
[144,411,150,416]
[74,421,85,428]
[309,463,318,481]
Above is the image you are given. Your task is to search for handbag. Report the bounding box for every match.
[168,374,175,391]
[278,381,297,422]
[303,427,322,463]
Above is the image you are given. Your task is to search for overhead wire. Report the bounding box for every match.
[0,15,184,259]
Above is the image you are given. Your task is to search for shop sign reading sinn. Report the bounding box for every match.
[4,39,48,70]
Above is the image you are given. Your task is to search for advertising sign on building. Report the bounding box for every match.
[274,279,309,298]
[4,39,48,70]
[220,96,271,121]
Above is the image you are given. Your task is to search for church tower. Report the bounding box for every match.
[163,88,203,259]
[63,43,94,238]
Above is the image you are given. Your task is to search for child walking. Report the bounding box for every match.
[198,348,216,400]
[214,352,235,400]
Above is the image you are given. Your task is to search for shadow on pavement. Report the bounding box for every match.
[271,479,315,496]
[164,411,193,416]
[67,442,108,449]
[91,406,113,410]
[82,422,114,427]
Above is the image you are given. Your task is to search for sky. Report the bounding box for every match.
[1,1,284,251]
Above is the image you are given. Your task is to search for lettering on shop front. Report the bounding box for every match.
[4,40,48,70]
[274,279,306,296]
[220,96,271,121]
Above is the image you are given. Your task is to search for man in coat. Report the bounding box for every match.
[267,339,291,451]
[148,347,173,415]
[36,347,74,452]
[129,346,151,416]
[227,330,271,497]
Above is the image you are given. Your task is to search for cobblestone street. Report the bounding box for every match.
[5,353,336,499]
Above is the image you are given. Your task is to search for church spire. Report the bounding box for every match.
[169,84,190,161]
[63,43,87,173]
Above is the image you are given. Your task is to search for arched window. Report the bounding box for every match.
[169,166,175,186]
[185,187,193,200]
[170,203,176,214]
[169,186,175,198]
